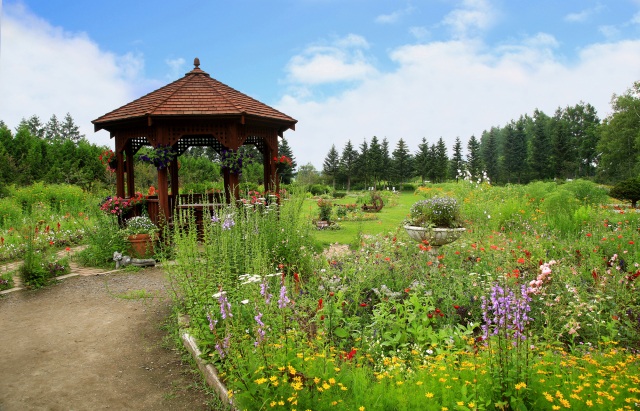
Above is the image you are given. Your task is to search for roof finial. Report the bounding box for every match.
[194,57,200,68]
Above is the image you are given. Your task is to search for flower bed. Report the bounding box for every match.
[168,185,640,410]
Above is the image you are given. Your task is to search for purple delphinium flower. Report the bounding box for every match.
[222,217,235,230]
[254,311,266,347]
[278,285,290,309]
[219,293,232,320]
[211,213,220,223]
[206,313,217,332]
[260,279,272,304]
[481,283,531,345]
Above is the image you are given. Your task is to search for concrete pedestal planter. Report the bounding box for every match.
[404,226,466,253]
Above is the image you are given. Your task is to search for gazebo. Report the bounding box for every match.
[92,58,297,225]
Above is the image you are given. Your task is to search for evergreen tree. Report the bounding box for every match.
[20,115,46,139]
[45,114,61,140]
[466,135,483,180]
[427,144,438,182]
[449,137,464,181]
[529,109,553,181]
[60,113,83,142]
[356,139,371,188]
[503,119,528,183]
[322,145,340,189]
[339,140,358,191]
[278,137,297,184]
[391,138,413,185]
[481,127,501,184]
[368,136,384,187]
[434,138,449,182]
[380,138,392,184]
[414,137,430,182]
[550,108,574,179]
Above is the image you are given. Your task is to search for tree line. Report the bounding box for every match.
[319,81,640,189]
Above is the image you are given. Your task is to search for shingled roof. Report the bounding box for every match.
[92,58,297,132]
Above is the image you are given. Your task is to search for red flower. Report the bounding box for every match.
[359,302,367,307]
[293,273,300,283]
[630,241,635,245]
[427,313,433,318]
[346,348,357,360]
[453,305,460,309]
[404,288,411,293]
[517,257,525,264]
[317,298,323,310]
[435,308,441,314]
[586,233,592,237]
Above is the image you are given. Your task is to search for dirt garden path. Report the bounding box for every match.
[0,265,219,411]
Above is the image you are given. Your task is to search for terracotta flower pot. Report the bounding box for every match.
[127,234,155,259]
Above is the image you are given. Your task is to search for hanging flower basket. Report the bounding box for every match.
[139,145,177,170]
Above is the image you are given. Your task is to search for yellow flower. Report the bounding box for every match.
[457,401,464,406]
[270,401,277,407]
[359,407,365,411]
[416,381,423,386]
[255,378,268,385]
[328,378,336,385]
[468,402,475,409]
[426,392,434,398]
[515,382,527,390]
[441,408,449,411]
[586,400,593,407]
[313,377,321,384]
[552,406,560,410]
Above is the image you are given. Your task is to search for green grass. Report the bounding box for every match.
[303,191,419,247]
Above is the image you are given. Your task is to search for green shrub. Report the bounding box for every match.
[401,183,416,192]
[332,191,347,199]
[0,197,23,229]
[0,271,14,291]
[75,214,128,268]
[563,179,608,206]
[609,177,640,208]
[309,184,330,196]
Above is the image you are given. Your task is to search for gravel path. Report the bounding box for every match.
[0,267,218,411]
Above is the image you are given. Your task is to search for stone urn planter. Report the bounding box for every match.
[404,226,466,253]
[127,234,156,259]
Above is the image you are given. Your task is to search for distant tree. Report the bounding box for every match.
[597,82,640,183]
[368,136,384,187]
[391,138,413,184]
[60,113,83,142]
[550,108,576,179]
[609,177,640,208]
[322,145,340,189]
[503,119,528,183]
[481,127,500,183]
[19,115,46,139]
[297,163,321,185]
[414,137,430,182]
[466,135,482,180]
[529,109,553,181]
[356,139,371,188]
[562,103,600,178]
[433,138,448,182]
[339,140,358,191]
[278,137,297,184]
[450,137,464,181]
[380,138,392,183]
[45,114,61,140]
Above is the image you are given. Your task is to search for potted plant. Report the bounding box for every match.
[316,197,333,228]
[403,196,466,250]
[122,216,158,259]
[138,145,177,170]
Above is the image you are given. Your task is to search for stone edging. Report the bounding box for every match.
[178,316,236,410]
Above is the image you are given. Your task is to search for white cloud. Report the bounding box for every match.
[409,26,430,40]
[441,0,497,39]
[565,4,603,23]
[277,37,640,169]
[375,5,414,24]
[165,57,186,79]
[599,25,621,39]
[284,34,377,85]
[0,4,149,147]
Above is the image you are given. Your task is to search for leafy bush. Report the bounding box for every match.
[609,177,640,208]
[332,191,346,199]
[401,183,416,192]
[75,214,128,268]
[0,271,14,291]
[563,179,609,206]
[309,184,330,196]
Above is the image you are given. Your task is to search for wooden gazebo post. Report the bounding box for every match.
[92,58,297,226]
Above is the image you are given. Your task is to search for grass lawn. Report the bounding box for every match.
[303,190,420,247]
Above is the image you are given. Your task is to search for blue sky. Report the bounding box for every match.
[1,0,640,169]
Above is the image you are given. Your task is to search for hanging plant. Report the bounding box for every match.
[220,149,255,175]
[99,149,117,173]
[138,145,177,170]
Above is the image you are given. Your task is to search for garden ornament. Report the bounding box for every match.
[113,251,156,269]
